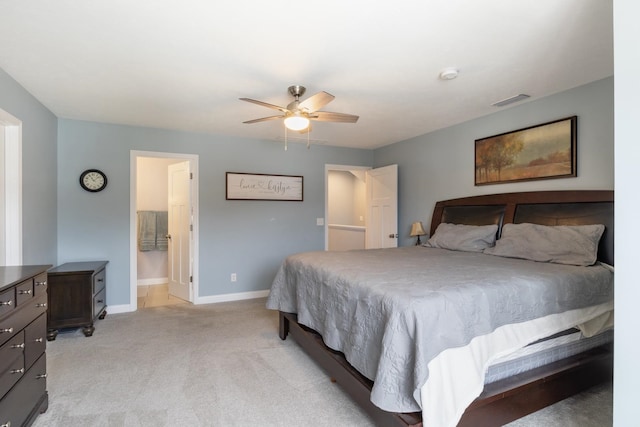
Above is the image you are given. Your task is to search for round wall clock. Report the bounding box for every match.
[79,169,108,192]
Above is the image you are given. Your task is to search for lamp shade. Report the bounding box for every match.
[410,221,426,237]
[284,114,310,131]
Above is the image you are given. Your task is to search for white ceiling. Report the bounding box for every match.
[0,1,613,149]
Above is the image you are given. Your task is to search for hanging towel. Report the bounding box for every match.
[137,211,169,251]
[155,211,169,251]
[138,211,157,251]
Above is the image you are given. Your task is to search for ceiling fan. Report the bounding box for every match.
[240,85,359,145]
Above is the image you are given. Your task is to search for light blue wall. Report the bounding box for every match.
[374,77,614,247]
[3,63,615,308]
[0,68,58,265]
[57,120,373,305]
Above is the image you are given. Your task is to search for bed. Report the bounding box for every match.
[266,190,614,427]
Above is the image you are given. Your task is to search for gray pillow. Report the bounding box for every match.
[425,223,498,252]
[483,223,605,266]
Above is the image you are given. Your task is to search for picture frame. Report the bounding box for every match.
[475,116,577,186]
[226,172,303,201]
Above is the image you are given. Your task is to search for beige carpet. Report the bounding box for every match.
[33,298,612,427]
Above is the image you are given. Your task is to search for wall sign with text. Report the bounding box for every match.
[225,172,303,201]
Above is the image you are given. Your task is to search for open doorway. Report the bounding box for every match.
[325,165,368,251]
[129,151,199,311]
[325,164,398,251]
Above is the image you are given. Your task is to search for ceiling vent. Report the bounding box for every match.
[492,94,530,107]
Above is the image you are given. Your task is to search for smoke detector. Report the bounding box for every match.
[439,68,459,80]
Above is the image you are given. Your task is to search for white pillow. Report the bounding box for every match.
[483,223,605,266]
[424,223,498,252]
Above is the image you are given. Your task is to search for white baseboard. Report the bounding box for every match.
[137,277,168,286]
[195,290,269,305]
[106,290,270,315]
[106,303,135,314]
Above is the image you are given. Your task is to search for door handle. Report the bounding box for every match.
[388,233,398,238]
[166,234,171,239]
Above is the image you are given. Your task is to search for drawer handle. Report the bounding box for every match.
[36,303,47,308]
[11,342,25,349]
[0,327,13,334]
[34,337,44,343]
[0,300,12,306]
[19,289,32,295]
[10,368,24,375]
[97,299,104,303]
[36,373,48,379]
[35,280,47,286]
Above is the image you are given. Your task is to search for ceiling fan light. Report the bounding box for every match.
[284,115,310,131]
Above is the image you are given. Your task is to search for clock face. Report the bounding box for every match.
[80,169,107,192]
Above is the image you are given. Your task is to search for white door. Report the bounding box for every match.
[167,161,192,302]
[365,164,398,249]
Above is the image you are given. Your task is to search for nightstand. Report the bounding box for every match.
[47,261,108,340]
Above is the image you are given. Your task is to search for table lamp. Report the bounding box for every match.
[410,221,426,246]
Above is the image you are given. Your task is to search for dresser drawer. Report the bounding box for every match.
[0,331,24,377]
[0,350,25,400]
[0,287,15,317]
[94,287,106,318]
[16,278,35,306]
[25,314,47,369]
[0,293,48,348]
[94,268,106,294]
[33,273,48,298]
[0,353,47,427]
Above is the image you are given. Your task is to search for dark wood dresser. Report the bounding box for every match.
[0,265,51,427]
[47,261,108,341]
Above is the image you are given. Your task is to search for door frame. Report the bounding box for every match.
[0,109,22,266]
[324,164,371,250]
[130,150,199,310]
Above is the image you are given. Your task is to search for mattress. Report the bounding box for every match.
[484,328,614,384]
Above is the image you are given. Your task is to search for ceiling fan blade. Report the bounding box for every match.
[243,115,283,124]
[239,98,289,113]
[298,91,335,113]
[310,111,359,123]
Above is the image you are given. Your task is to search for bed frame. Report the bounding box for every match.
[278,190,614,427]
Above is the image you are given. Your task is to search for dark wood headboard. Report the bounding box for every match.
[430,190,614,265]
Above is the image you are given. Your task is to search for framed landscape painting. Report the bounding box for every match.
[475,116,577,185]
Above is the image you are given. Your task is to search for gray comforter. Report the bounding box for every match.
[265,246,614,413]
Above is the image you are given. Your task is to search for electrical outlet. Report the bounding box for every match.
[316,218,324,226]
[231,273,237,282]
